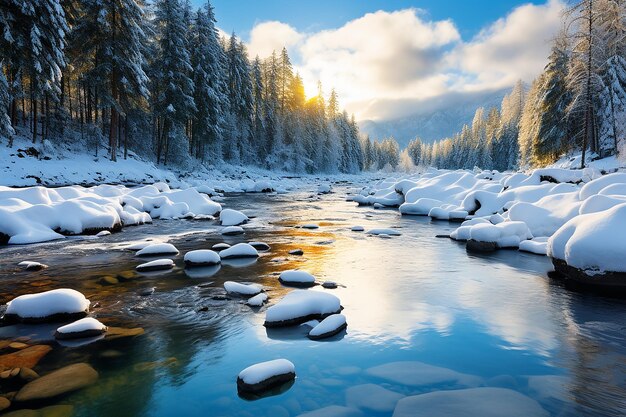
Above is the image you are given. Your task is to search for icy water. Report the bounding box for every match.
[0,185,625,417]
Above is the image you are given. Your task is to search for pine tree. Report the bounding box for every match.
[153,0,196,165]
[190,1,228,161]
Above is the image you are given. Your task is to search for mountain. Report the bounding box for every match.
[358,88,509,149]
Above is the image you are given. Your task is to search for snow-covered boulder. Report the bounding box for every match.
[548,203,626,285]
[184,250,221,267]
[308,314,347,340]
[466,221,533,252]
[279,270,316,288]
[219,209,249,226]
[219,243,259,259]
[3,289,90,323]
[246,293,269,307]
[221,225,244,236]
[136,259,174,272]
[351,225,364,232]
[507,192,581,237]
[224,281,263,296]
[55,317,107,340]
[136,243,179,257]
[318,184,332,194]
[212,243,230,251]
[264,290,342,327]
[237,359,295,394]
[400,198,442,216]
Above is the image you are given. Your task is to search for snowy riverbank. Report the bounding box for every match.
[354,165,626,285]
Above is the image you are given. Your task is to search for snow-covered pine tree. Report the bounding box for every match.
[190,1,227,162]
[0,67,14,143]
[153,0,196,165]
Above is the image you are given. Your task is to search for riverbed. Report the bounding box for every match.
[0,184,625,417]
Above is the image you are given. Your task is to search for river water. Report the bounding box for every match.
[0,184,625,417]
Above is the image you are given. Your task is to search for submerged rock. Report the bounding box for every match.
[0,346,52,369]
[237,359,295,394]
[288,249,304,256]
[15,363,98,402]
[2,405,74,417]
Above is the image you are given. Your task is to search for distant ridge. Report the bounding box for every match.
[358,88,509,149]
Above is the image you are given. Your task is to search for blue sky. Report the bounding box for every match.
[204,0,546,41]
[190,0,563,121]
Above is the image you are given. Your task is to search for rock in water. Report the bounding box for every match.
[237,359,295,394]
[219,243,259,259]
[0,345,52,369]
[184,250,221,267]
[289,249,304,256]
[278,270,316,288]
[212,243,230,251]
[264,290,342,327]
[308,314,347,340]
[248,241,271,251]
[17,261,48,271]
[3,289,90,324]
[136,259,174,272]
[15,363,99,402]
[466,239,497,252]
[0,397,9,412]
[322,281,338,289]
[219,209,249,226]
[135,243,179,257]
[221,226,245,236]
[54,318,107,340]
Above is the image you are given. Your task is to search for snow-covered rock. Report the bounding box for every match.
[466,221,533,251]
[264,290,342,327]
[212,242,230,251]
[237,359,295,393]
[548,203,626,278]
[221,225,245,236]
[308,314,347,340]
[219,243,259,259]
[279,270,316,288]
[3,289,90,323]
[136,243,179,257]
[367,228,401,236]
[351,225,364,232]
[519,237,548,255]
[224,281,263,296]
[246,293,269,307]
[219,209,249,226]
[318,184,332,194]
[136,259,174,272]
[55,317,107,340]
[184,250,221,267]
[18,261,48,271]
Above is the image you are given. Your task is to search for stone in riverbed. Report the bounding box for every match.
[54,318,107,340]
[289,249,304,256]
[19,368,39,382]
[237,359,296,394]
[322,281,338,289]
[104,327,145,341]
[3,405,74,417]
[221,226,245,236]
[248,241,271,251]
[17,262,48,272]
[15,363,98,402]
[135,259,174,272]
[466,239,497,252]
[0,397,9,412]
[2,289,90,324]
[99,275,119,286]
[308,314,347,340]
[9,342,29,350]
[212,243,230,251]
[0,345,52,369]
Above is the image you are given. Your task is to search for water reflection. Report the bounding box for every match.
[0,187,624,416]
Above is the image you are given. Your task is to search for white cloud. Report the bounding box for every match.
[244,1,565,121]
[247,21,304,59]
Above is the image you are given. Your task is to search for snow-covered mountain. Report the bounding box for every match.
[359,89,509,148]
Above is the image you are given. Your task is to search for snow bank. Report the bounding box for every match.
[548,203,626,273]
[220,208,249,226]
[265,290,342,327]
[0,181,222,244]
[55,317,107,340]
[219,243,259,259]
[308,314,347,340]
[183,250,221,266]
[4,289,90,322]
[279,270,316,287]
[224,281,263,296]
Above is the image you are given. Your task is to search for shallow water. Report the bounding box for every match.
[1,185,625,417]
